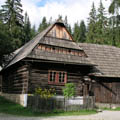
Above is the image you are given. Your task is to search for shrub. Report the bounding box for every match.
[35,87,56,99]
[63,83,75,99]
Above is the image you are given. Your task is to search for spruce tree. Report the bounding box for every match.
[86,2,97,43]
[48,17,52,25]
[23,12,32,44]
[31,25,36,38]
[108,0,120,47]
[64,16,69,28]
[0,0,24,49]
[95,0,108,44]
[64,16,72,35]
[0,20,12,66]
[68,25,72,35]
[79,20,86,42]
[73,22,80,42]
[109,0,120,14]
[38,17,48,33]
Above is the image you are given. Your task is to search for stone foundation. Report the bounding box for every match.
[0,93,27,107]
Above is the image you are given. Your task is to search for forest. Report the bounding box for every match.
[0,0,120,67]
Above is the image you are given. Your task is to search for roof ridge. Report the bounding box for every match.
[79,43,119,49]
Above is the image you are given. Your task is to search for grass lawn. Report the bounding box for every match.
[0,96,96,117]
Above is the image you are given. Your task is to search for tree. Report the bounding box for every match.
[79,20,86,42]
[86,2,97,43]
[108,0,120,47]
[0,20,12,66]
[0,0,24,49]
[38,17,48,33]
[68,24,72,35]
[23,12,32,44]
[64,16,72,35]
[107,15,120,46]
[109,0,120,14]
[73,22,80,42]
[31,24,36,38]
[95,0,108,44]
[48,17,52,25]
[64,16,68,28]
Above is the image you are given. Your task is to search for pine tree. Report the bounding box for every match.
[48,17,52,25]
[95,0,108,44]
[31,25,36,38]
[79,20,86,43]
[38,17,48,33]
[73,22,80,42]
[108,0,120,47]
[86,2,97,43]
[23,12,32,44]
[64,16,68,28]
[0,0,23,28]
[0,0,24,49]
[109,0,120,14]
[64,16,72,35]
[0,20,12,66]
[68,25,72,35]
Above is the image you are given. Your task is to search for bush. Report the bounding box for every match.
[35,88,56,99]
[63,83,75,99]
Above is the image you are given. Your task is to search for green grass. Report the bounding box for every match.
[0,96,96,117]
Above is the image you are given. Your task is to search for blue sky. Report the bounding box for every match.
[36,0,48,7]
[0,0,111,28]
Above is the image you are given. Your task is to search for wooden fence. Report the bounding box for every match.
[27,96,95,112]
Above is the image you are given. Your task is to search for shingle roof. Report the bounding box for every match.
[3,21,94,69]
[27,49,93,65]
[4,24,53,69]
[40,36,82,50]
[79,43,120,78]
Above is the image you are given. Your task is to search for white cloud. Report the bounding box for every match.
[0,0,5,7]
[21,0,111,28]
[0,0,111,28]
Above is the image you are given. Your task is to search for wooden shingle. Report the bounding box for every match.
[79,43,120,77]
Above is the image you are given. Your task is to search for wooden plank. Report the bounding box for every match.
[46,24,72,40]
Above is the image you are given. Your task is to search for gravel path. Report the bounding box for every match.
[0,111,120,120]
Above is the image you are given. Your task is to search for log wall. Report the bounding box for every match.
[28,62,89,96]
[2,63,29,94]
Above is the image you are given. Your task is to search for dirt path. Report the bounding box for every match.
[0,111,120,120]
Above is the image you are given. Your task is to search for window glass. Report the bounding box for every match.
[50,71,56,82]
[59,72,65,83]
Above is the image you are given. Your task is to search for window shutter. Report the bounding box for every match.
[64,72,67,83]
[56,72,59,83]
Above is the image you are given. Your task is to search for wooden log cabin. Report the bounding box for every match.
[1,20,94,96]
[79,43,120,105]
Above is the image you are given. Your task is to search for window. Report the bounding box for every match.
[59,72,65,83]
[50,71,56,82]
[48,70,67,84]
